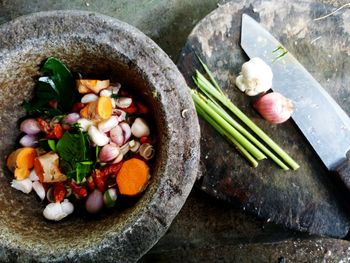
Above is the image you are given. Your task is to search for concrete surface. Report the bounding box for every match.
[1,0,350,262]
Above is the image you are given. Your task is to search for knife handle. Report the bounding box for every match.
[335,155,350,190]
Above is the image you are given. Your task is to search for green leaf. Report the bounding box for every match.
[48,140,56,151]
[76,162,92,184]
[56,131,92,183]
[41,57,77,111]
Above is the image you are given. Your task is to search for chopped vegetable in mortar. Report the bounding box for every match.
[6,57,155,221]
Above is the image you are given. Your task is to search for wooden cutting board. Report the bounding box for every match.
[177,0,350,238]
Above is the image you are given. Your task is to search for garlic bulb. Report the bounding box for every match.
[253,92,293,124]
[235,57,273,96]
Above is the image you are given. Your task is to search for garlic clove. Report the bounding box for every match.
[119,122,131,143]
[112,153,124,164]
[11,178,33,194]
[131,118,150,138]
[43,199,74,221]
[81,93,99,104]
[115,97,132,108]
[88,126,110,146]
[29,169,39,181]
[32,181,46,200]
[112,109,126,122]
[97,116,119,133]
[253,92,293,124]
[99,144,120,162]
[100,89,112,97]
[77,118,94,131]
[110,125,124,146]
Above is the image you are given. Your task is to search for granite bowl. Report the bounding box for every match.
[0,10,200,262]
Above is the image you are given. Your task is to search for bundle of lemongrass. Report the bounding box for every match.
[191,58,299,170]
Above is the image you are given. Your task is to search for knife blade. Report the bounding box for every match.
[240,14,350,186]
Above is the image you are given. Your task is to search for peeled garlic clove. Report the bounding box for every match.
[32,181,45,200]
[115,97,132,108]
[29,169,39,181]
[77,118,93,131]
[139,143,155,160]
[98,116,119,133]
[100,89,112,97]
[43,199,74,221]
[19,134,38,147]
[88,126,110,146]
[131,118,150,138]
[112,109,126,122]
[61,199,74,215]
[11,178,32,194]
[112,153,124,163]
[253,92,293,124]
[20,118,41,135]
[99,144,120,162]
[81,93,99,104]
[110,125,124,146]
[119,122,131,143]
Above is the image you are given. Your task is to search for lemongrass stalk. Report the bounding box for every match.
[191,90,266,161]
[195,55,224,96]
[200,93,289,170]
[196,105,258,167]
[194,71,299,170]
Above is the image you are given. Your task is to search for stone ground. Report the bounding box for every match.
[1,0,350,262]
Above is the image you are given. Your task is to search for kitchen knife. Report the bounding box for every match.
[240,14,350,188]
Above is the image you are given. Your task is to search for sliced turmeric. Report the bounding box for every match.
[116,158,150,196]
[6,147,36,180]
[76,79,110,94]
[80,96,112,121]
[34,151,67,183]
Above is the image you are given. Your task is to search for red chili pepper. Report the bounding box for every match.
[71,102,85,113]
[69,181,88,198]
[137,102,149,114]
[86,175,95,191]
[100,162,124,176]
[92,169,105,192]
[122,102,138,114]
[37,118,51,133]
[53,182,67,203]
[47,124,63,139]
[140,136,151,144]
[92,163,124,192]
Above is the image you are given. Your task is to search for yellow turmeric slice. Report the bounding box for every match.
[116,158,150,196]
[80,96,112,121]
[76,79,109,94]
[6,147,36,180]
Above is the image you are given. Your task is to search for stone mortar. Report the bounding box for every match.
[0,10,200,262]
